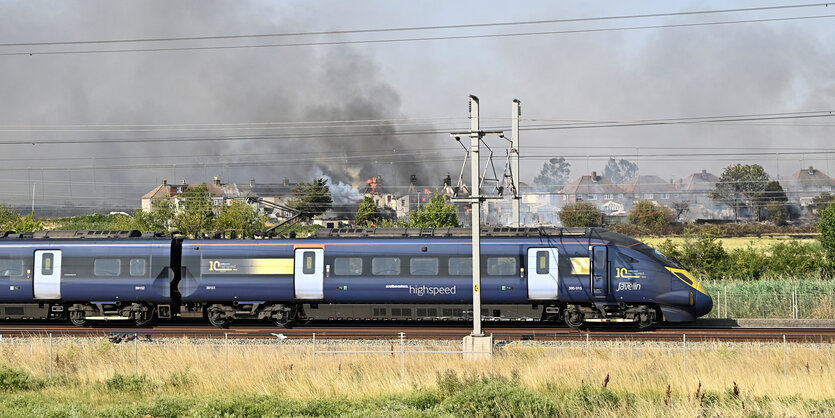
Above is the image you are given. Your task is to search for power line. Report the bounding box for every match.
[1,110,832,145]
[3,13,834,56]
[1,3,828,48]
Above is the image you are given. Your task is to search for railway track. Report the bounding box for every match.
[0,321,833,342]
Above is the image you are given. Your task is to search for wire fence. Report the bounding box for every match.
[704,288,835,319]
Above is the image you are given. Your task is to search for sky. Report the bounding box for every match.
[0,0,833,212]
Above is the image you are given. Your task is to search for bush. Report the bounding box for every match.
[0,367,44,391]
[818,202,835,274]
[439,374,563,417]
[628,200,673,227]
[560,202,602,227]
[105,373,153,392]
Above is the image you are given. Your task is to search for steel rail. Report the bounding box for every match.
[0,322,832,343]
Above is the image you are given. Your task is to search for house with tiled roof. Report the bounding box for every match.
[622,175,679,204]
[142,177,299,219]
[784,166,835,206]
[674,169,720,204]
[561,172,627,213]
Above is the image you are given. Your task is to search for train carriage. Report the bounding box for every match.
[0,227,712,328]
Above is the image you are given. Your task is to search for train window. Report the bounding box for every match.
[372,257,400,276]
[618,253,639,264]
[487,257,517,276]
[536,251,549,274]
[334,257,363,276]
[0,259,24,277]
[448,257,472,275]
[94,259,121,277]
[41,253,54,275]
[129,259,146,277]
[410,258,439,276]
[302,251,315,274]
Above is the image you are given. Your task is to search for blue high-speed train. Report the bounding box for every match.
[0,228,712,328]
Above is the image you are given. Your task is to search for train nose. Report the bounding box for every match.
[694,291,713,317]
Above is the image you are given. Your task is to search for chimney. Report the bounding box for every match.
[283,178,290,186]
[809,166,815,175]
[701,169,707,176]
[182,179,187,185]
[249,178,255,187]
[214,176,221,186]
[591,171,598,182]
[162,179,167,186]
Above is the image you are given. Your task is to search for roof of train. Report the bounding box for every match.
[0,227,642,247]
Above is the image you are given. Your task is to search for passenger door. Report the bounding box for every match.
[34,250,62,299]
[590,246,609,298]
[527,248,558,300]
[294,248,324,299]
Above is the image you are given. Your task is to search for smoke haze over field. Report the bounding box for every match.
[0,1,834,214]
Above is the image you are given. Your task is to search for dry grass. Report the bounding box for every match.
[2,336,832,405]
[641,236,817,251]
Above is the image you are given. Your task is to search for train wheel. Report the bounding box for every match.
[273,305,298,328]
[134,310,155,327]
[208,309,232,328]
[70,311,89,327]
[637,308,659,329]
[564,308,584,329]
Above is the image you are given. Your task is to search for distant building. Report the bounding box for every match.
[622,175,678,203]
[784,166,835,207]
[561,171,625,205]
[141,176,297,218]
[674,169,720,204]
[141,177,240,215]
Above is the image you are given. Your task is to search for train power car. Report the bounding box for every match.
[0,227,712,328]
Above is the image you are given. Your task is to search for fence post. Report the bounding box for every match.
[225,333,229,376]
[683,334,687,389]
[723,285,728,318]
[783,334,787,376]
[585,333,590,384]
[49,333,53,380]
[490,332,494,375]
[312,333,316,375]
[399,332,405,380]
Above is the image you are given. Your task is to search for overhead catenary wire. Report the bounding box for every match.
[2,10,835,56]
[1,3,829,48]
[0,110,832,145]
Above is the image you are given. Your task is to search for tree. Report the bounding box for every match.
[213,200,266,237]
[409,194,460,228]
[811,192,834,216]
[287,178,333,222]
[709,163,770,221]
[8,214,43,233]
[173,184,214,234]
[559,202,602,227]
[764,202,788,226]
[604,158,638,185]
[754,180,788,221]
[672,201,690,221]
[817,202,835,275]
[0,205,20,230]
[355,196,380,227]
[533,157,571,190]
[133,199,175,232]
[628,200,673,227]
